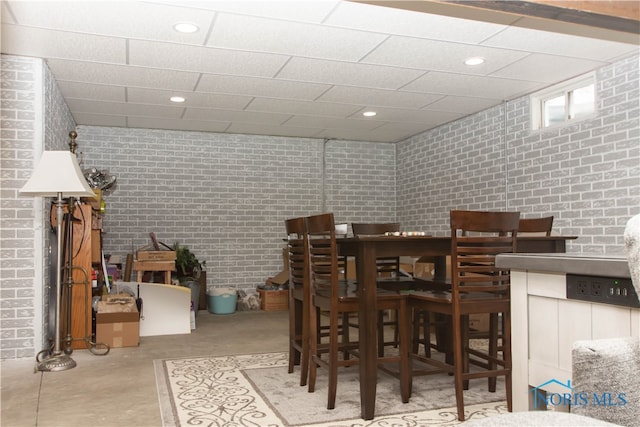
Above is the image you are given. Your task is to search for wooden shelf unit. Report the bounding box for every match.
[65,203,102,350]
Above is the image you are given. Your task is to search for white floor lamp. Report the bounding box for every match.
[20,150,95,372]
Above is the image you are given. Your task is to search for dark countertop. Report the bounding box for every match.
[496,253,630,278]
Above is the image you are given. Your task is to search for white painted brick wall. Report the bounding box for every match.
[76,129,397,294]
[1,55,75,359]
[398,54,639,255]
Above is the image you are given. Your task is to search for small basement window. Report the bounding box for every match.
[531,73,595,130]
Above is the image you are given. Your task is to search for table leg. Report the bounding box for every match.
[357,242,379,420]
[433,256,447,281]
[432,256,450,357]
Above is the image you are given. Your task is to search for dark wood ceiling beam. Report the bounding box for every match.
[445,1,639,34]
[351,0,639,44]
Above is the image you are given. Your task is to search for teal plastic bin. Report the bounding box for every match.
[207,288,237,314]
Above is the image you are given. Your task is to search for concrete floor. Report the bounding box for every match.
[0,310,289,427]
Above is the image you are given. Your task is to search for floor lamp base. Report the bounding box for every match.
[36,353,77,372]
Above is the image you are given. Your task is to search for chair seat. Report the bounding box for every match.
[315,285,405,301]
[410,290,510,302]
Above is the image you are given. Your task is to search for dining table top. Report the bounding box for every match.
[337,234,577,257]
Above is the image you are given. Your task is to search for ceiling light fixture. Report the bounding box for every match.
[464,57,485,66]
[173,22,199,33]
[363,111,377,117]
[170,96,186,103]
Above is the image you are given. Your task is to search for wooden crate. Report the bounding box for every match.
[258,289,288,311]
[137,250,176,261]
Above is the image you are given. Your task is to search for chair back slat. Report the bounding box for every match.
[305,213,339,296]
[285,217,309,292]
[450,210,519,298]
[518,216,553,236]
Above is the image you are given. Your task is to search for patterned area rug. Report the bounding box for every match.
[154,352,508,427]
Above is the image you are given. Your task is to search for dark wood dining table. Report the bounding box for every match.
[336,235,577,420]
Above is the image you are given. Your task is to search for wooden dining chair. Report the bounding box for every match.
[519,216,553,235]
[408,210,520,421]
[284,216,311,386]
[306,213,410,409]
[352,222,419,356]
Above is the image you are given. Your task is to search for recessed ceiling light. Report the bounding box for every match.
[464,57,485,66]
[173,22,199,33]
[363,111,377,117]
[170,96,186,103]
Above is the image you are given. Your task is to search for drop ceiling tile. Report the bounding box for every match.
[351,106,462,124]
[197,74,330,100]
[6,1,215,44]
[362,36,529,75]
[46,59,200,91]
[246,98,361,117]
[367,121,440,141]
[402,71,545,100]
[314,123,425,143]
[127,88,251,110]
[283,115,382,131]
[56,81,126,102]
[66,99,184,118]
[128,117,230,133]
[424,95,502,114]
[1,25,126,64]
[72,112,127,128]
[207,12,387,61]
[184,107,291,125]
[483,25,639,62]
[226,122,323,139]
[318,86,443,109]
[277,57,425,89]
[0,2,17,24]
[328,1,509,44]
[491,54,607,83]
[155,0,340,23]
[129,40,288,78]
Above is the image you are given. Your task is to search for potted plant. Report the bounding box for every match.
[173,243,206,314]
[173,242,205,282]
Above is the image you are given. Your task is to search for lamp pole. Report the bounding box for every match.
[36,192,77,371]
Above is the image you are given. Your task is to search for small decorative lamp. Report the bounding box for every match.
[20,150,95,372]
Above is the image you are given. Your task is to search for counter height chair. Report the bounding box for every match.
[306,213,410,409]
[408,210,520,421]
[285,216,311,386]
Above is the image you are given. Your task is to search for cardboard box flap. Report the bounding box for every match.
[266,270,289,286]
[96,311,140,323]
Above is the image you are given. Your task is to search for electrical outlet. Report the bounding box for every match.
[577,281,589,295]
[567,274,640,308]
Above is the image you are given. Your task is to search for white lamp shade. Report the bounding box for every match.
[19,151,95,197]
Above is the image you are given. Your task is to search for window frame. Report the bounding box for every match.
[531,72,596,130]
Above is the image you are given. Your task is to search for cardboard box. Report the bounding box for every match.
[258,289,288,311]
[412,256,452,279]
[469,313,490,332]
[96,311,140,348]
[265,270,289,287]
